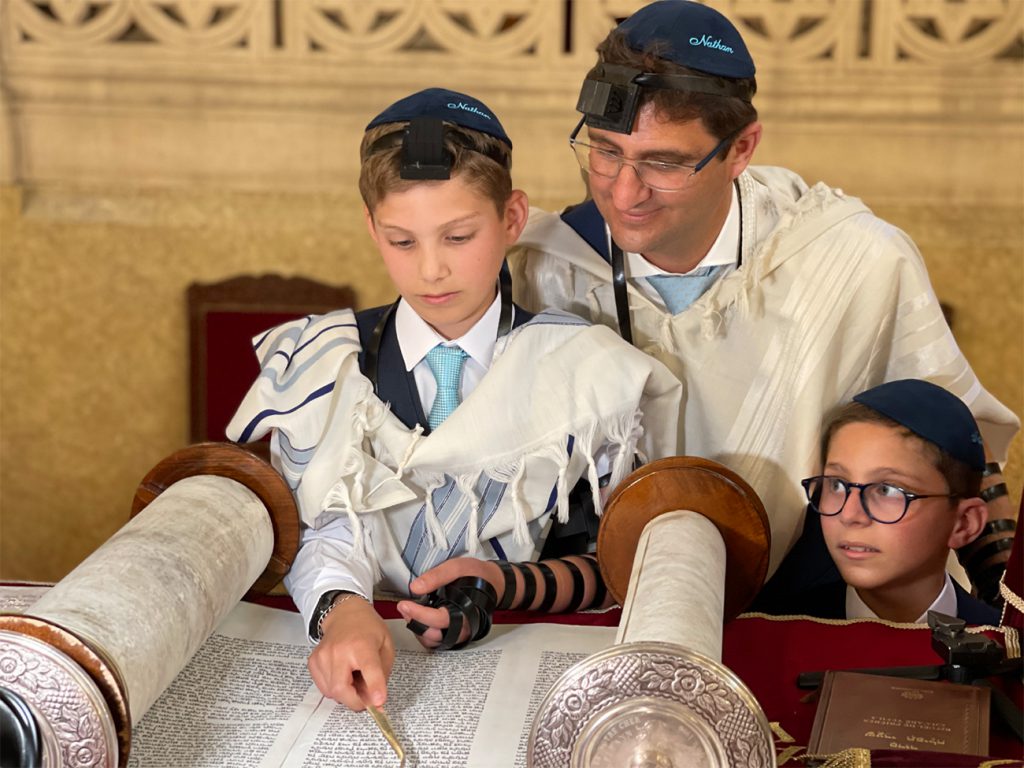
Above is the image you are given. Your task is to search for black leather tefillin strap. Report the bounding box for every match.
[607,178,743,348]
[610,241,633,345]
[406,577,498,651]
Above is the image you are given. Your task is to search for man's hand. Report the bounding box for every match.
[308,596,394,712]
[397,558,503,649]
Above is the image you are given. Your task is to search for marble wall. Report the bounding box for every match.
[1,0,1021,581]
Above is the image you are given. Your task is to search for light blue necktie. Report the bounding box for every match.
[425,344,468,430]
[646,265,727,315]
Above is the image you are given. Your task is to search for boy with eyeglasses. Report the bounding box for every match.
[778,379,998,625]
[228,88,681,712]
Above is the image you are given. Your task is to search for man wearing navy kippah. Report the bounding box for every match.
[508,1,1019,585]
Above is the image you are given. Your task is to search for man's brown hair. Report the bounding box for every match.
[595,31,758,152]
[359,123,512,213]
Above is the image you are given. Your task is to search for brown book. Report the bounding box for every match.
[808,670,991,756]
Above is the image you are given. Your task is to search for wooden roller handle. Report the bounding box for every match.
[597,456,771,621]
[131,442,300,597]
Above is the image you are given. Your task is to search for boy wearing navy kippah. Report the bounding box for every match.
[228,88,681,711]
[788,379,998,625]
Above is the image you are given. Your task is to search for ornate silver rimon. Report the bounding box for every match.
[528,642,774,768]
[0,631,117,768]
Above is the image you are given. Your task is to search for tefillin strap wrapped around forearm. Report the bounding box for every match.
[406,576,498,650]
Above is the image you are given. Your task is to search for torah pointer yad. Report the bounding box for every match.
[367,704,405,767]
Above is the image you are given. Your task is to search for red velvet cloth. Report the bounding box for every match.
[202,311,299,441]
[1001,497,1023,632]
[255,593,1022,761]
[723,615,1022,761]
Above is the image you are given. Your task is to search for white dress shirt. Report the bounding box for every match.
[395,292,501,414]
[845,572,958,623]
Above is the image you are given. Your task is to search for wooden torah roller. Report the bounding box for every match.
[529,456,774,768]
[0,443,298,768]
[597,455,771,621]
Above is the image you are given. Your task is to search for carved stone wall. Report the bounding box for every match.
[2,0,1021,201]
[1,0,1021,581]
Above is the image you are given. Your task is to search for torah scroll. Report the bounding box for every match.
[0,444,298,767]
[529,457,776,768]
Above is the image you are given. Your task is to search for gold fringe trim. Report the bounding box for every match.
[801,748,872,767]
[740,611,1015,652]
[1000,575,1024,614]
[739,610,996,630]
[741,614,933,630]
[998,624,1020,659]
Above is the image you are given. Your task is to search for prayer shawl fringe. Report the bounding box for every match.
[227,308,681,592]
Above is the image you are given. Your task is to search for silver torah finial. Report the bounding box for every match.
[528,457,775,768]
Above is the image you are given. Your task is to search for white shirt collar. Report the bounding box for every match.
[845,572,958,623]
[626,182,740,277]
[395,294,501,372]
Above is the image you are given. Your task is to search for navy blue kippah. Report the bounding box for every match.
[366,88,511,148]
[618,0,755,79]
[853,379,985,471]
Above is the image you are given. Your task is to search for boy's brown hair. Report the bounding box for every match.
[820,402,983,499]
[359,123,512,214]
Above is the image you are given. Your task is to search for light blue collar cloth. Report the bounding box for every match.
[646,265,729,314]
[424,344,469,430]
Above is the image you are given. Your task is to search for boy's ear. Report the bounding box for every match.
[364,204,379,244]
[502,189,529,245]
[947,496,988,549]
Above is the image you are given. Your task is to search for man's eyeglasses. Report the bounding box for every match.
[801,475,959,525]
[568,119,739,192]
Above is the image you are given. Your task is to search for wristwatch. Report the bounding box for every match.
[308,589,353,644]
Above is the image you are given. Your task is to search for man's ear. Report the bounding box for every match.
[503,189,529,245]
[947,497,988,549]
[726,121,762,181]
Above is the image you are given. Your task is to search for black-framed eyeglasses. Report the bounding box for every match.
[801,475,958,525]
[568,118,739,192]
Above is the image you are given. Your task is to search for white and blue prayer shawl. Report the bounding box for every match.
[227,308,682,596]
[508,166,1020,578]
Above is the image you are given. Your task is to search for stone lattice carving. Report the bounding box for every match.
[6,0,1022,68]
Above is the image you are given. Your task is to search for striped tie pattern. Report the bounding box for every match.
[425,344,468,430]
[646,264,727,315]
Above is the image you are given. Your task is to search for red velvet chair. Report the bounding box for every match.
[188,274,357,454]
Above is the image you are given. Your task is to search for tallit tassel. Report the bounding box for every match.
[394,425,424,477]
[700,307,724,340]
[585,452,602,519]
[423,479,449,550]
[510,462,531,547]
[555,450,570,525]
[613,410,643,490]
[456,475,482,557]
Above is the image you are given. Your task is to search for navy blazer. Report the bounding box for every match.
[765,577,1000,625]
